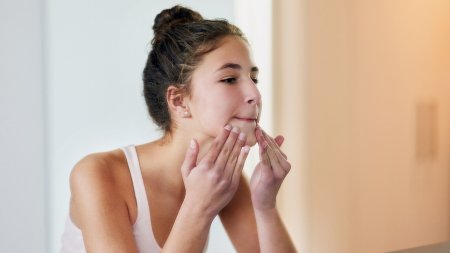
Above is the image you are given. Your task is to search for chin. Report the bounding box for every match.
[245,135,257,147]
[225,121,257,146]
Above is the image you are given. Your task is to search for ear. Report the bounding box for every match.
[167,85,191,118]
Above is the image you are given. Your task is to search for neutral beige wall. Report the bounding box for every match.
[274,0,450,252]
[273,0,311,252]
[347,1,450,251]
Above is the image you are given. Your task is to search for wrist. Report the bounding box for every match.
[253,205,278,217]
[163,198,214,252]
[251,195,277,212]
[181,197,217,223]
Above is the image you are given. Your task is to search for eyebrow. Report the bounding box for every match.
[216,63,259,73]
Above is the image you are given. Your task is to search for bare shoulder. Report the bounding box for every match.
[69,149,127,191]
[69,148,134,227]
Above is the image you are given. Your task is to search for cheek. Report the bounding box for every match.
[201,93,236,118]
[192,88,247,137]
[194,99,232,135]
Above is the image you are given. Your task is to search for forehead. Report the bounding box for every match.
[194,36,255,75]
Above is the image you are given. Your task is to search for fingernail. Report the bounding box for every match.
[224,125,232,131]
[232,126,240,133]
[190,139,195,149]
[242,146,250,153]
[239,132,246,140]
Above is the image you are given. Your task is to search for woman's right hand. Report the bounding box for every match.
[180,125,250,220]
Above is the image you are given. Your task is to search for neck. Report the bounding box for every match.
[160,128,216,163]
[137,129,215,197]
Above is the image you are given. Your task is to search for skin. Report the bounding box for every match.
[69,35,296,252]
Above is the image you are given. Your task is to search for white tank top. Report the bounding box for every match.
[60,145,209,252]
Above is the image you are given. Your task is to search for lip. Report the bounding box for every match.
[235,117,257,123]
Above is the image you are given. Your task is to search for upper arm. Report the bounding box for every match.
[219,175,260,253]
[69,154,139,253]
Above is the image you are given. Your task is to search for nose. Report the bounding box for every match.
[244,79,261,105]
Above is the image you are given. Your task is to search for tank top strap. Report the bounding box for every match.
[120,145,162,252]
[120,145,150,223]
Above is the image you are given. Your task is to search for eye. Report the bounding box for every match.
[221,77,237,84]
[251,77,259,84]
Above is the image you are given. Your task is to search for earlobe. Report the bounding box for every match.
[182,110,191,118]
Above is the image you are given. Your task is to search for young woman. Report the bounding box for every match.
[60,5,296,253]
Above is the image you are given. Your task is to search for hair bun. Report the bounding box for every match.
[152,5,203,43]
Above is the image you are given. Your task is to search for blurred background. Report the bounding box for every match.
[1,0,449,252]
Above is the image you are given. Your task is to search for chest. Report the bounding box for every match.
[144,182,184,248]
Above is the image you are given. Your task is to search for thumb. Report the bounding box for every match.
[181,139,199,179]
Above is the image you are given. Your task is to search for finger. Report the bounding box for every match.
[260,129,280,148]
[231,145,250,186]
[255,127,273,167]
[181,139,199,179]
[270,135,287,159]
[261,130,287,160]
[258,137,270,167]
[224,131,246,180]
[255,126,268,149]
[214,126,240,172]
[202,125,232,164]
[258,128,290,175]
[274,135,284,147]
[265,145,287,176]
[264,136,291,174]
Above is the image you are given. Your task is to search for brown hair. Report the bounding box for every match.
[143,5,246,132]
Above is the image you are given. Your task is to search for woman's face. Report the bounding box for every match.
[187,36,261,146]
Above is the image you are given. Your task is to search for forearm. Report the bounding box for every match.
[254,208,297,253]
[162,201,213,253]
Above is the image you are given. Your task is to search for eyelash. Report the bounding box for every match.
[220,77,259,85]
[221,77,237,84]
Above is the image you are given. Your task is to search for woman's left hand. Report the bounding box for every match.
[250,125,291,211]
